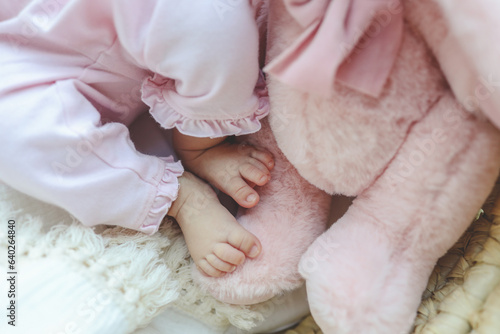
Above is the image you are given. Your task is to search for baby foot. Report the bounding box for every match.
[168,172,262,277]
[179,141,274,209]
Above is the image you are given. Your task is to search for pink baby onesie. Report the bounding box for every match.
[0,0,268,234]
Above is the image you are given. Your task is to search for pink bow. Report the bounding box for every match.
[264,0,404,97]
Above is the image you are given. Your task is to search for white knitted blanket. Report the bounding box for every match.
[0,182,278,333]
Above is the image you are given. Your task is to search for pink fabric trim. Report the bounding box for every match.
[264,0,403,97]
[141,73,270,138]
[139,156,184,235]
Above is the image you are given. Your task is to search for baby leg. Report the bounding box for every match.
[300,95,500,334]
[0,80,182,234]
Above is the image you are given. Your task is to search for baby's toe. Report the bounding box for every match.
[206,253,237,273]
[227,228,261,259]
[225,177,260,208]
[250,148,274,171]
[197,259,226,278]
[240,162,270,187]
[213,243,245,266]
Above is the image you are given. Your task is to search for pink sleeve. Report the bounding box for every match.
[113,0,269,138]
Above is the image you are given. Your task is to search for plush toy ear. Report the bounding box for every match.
[411,0,500,130]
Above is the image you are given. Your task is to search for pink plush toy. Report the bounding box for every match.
[195,0,500,333]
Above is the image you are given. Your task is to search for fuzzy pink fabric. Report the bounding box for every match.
[261,0,500,333]
[195,2,500,333]
[194,0,500,332]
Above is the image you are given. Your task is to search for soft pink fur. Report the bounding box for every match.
[196,1,500,333]
[269,0,500,333]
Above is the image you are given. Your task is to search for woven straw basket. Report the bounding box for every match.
[285,177,500,334]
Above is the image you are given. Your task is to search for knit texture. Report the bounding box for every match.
[0,182,279,333]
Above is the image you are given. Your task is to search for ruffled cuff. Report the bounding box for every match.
[139,156,184,235]
[141,73,270,138]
